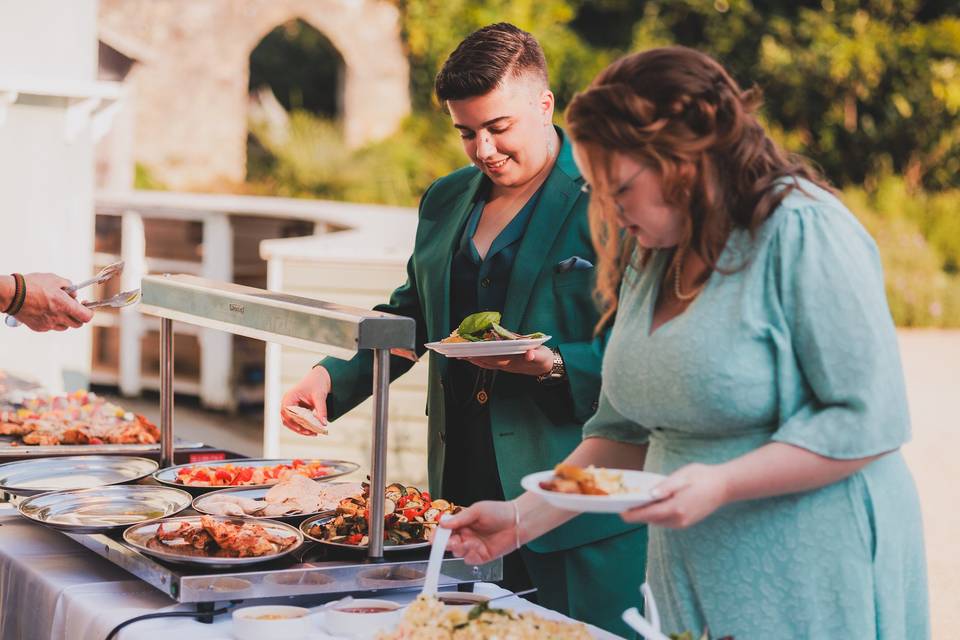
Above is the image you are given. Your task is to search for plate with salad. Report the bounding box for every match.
[424,312,550,357]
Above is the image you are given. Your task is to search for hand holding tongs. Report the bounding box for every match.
[4,261,140,327]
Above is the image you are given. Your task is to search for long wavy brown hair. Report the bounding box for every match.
[565,46,832,331]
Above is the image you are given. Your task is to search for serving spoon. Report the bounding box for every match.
[420,514,452,598]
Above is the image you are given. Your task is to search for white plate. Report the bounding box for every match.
[424,335,550,358]
[521,469,666,514]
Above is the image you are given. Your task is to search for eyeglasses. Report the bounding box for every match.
[580,167,645,196]
[580,167,646,216]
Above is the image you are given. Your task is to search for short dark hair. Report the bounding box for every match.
[435,23,548,102]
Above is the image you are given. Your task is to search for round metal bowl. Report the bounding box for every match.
[190,482,361,523]
[123,514,304,568]
[152,458,360,495]
[299,513,431,553]
[17,484,192,533]
[0,455,158,496]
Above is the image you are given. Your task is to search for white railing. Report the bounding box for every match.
[93,189,416,410]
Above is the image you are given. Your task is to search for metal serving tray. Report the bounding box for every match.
[0,436,205,458]
[0,455,159,496]
[65,531,502,603]
[18,485,192,533]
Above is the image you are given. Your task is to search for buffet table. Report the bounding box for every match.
[0,507,620,640]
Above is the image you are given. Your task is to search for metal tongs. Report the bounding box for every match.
[4,260,141,327]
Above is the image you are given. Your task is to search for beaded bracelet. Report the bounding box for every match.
[2,273,25,316]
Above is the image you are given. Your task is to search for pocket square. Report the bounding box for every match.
[554,256,594,273]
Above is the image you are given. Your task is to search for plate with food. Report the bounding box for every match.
[300,482,461,551]
[153,458,359,494]
[0,455,158,496]
[123,514,303,567]
[192,477,362,522]
[0,390,160,446]
[424,312,550,357]
[521,464,666,513]
[380,594,592,640]
[17,484,192,533]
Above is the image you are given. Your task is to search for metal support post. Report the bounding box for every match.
[160,317,175,468]
[367,348,390,560]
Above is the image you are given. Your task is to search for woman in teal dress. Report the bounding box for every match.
[443,46,929,639]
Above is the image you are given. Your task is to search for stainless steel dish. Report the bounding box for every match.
[191,482,360,523]
[0,437,205,458]
[152,458,360,494]
[299,513,431,553]
[17,485,192,533]
[0,455,158,496]
[123,514,303,568]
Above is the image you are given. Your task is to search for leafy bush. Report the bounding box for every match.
[248,111,465,206]
[843,181,960,327]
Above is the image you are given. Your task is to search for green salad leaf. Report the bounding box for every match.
[457,311,501,337]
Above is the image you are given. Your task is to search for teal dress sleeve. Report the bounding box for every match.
[769,198,911,458]
[582,385,651,445]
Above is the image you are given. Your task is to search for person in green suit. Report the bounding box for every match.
[280,23,646,636]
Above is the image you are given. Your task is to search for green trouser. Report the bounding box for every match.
[519,525,648,638]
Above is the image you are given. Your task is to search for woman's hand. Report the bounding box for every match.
[279,366,332,436]
[621,463,731,529]
[442,500,519,565]
[9,273,94,332]
[461,346,553,376]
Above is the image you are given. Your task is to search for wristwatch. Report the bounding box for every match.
[537,347,566,383]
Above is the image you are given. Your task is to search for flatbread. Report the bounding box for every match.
[283,405,328,436]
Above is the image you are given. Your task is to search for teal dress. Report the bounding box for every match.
[583,180,929,639]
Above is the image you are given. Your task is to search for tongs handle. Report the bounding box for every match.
[63,260,125,294]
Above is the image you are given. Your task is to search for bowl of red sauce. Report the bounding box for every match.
[322,598,403,638]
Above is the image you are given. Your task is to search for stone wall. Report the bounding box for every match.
[98,0,410,190]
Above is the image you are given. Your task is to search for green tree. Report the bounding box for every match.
[624,1,960,190]
[399,0,616,113]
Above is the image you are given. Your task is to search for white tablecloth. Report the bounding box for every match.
[0,507,620,640]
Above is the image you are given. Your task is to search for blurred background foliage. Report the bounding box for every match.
[237,0,960,326]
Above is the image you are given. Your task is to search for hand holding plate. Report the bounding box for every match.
[620,462,730,528]
[462,346,553,376]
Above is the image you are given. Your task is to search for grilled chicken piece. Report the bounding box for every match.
[156,521,215,550]
[199,516,292,557]
[0,421,34,436]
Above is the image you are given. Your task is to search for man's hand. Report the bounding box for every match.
[280,366,333,436]
[13,273,94,332]
[461,346,554,376]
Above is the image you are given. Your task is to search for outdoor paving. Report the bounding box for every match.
[898,331,960,639]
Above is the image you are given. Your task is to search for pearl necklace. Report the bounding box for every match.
[673,249,706,301]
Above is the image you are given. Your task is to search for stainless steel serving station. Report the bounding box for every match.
[63,274,501,606]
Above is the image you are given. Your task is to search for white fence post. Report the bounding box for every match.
[262,258,283,458]
[119,210,145,397]
[200,212,234,410]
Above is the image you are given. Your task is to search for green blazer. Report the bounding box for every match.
[321,130,639,553]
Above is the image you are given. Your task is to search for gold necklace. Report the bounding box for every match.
[673,249,706,301]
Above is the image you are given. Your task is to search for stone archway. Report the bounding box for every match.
[98,0,410,190]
